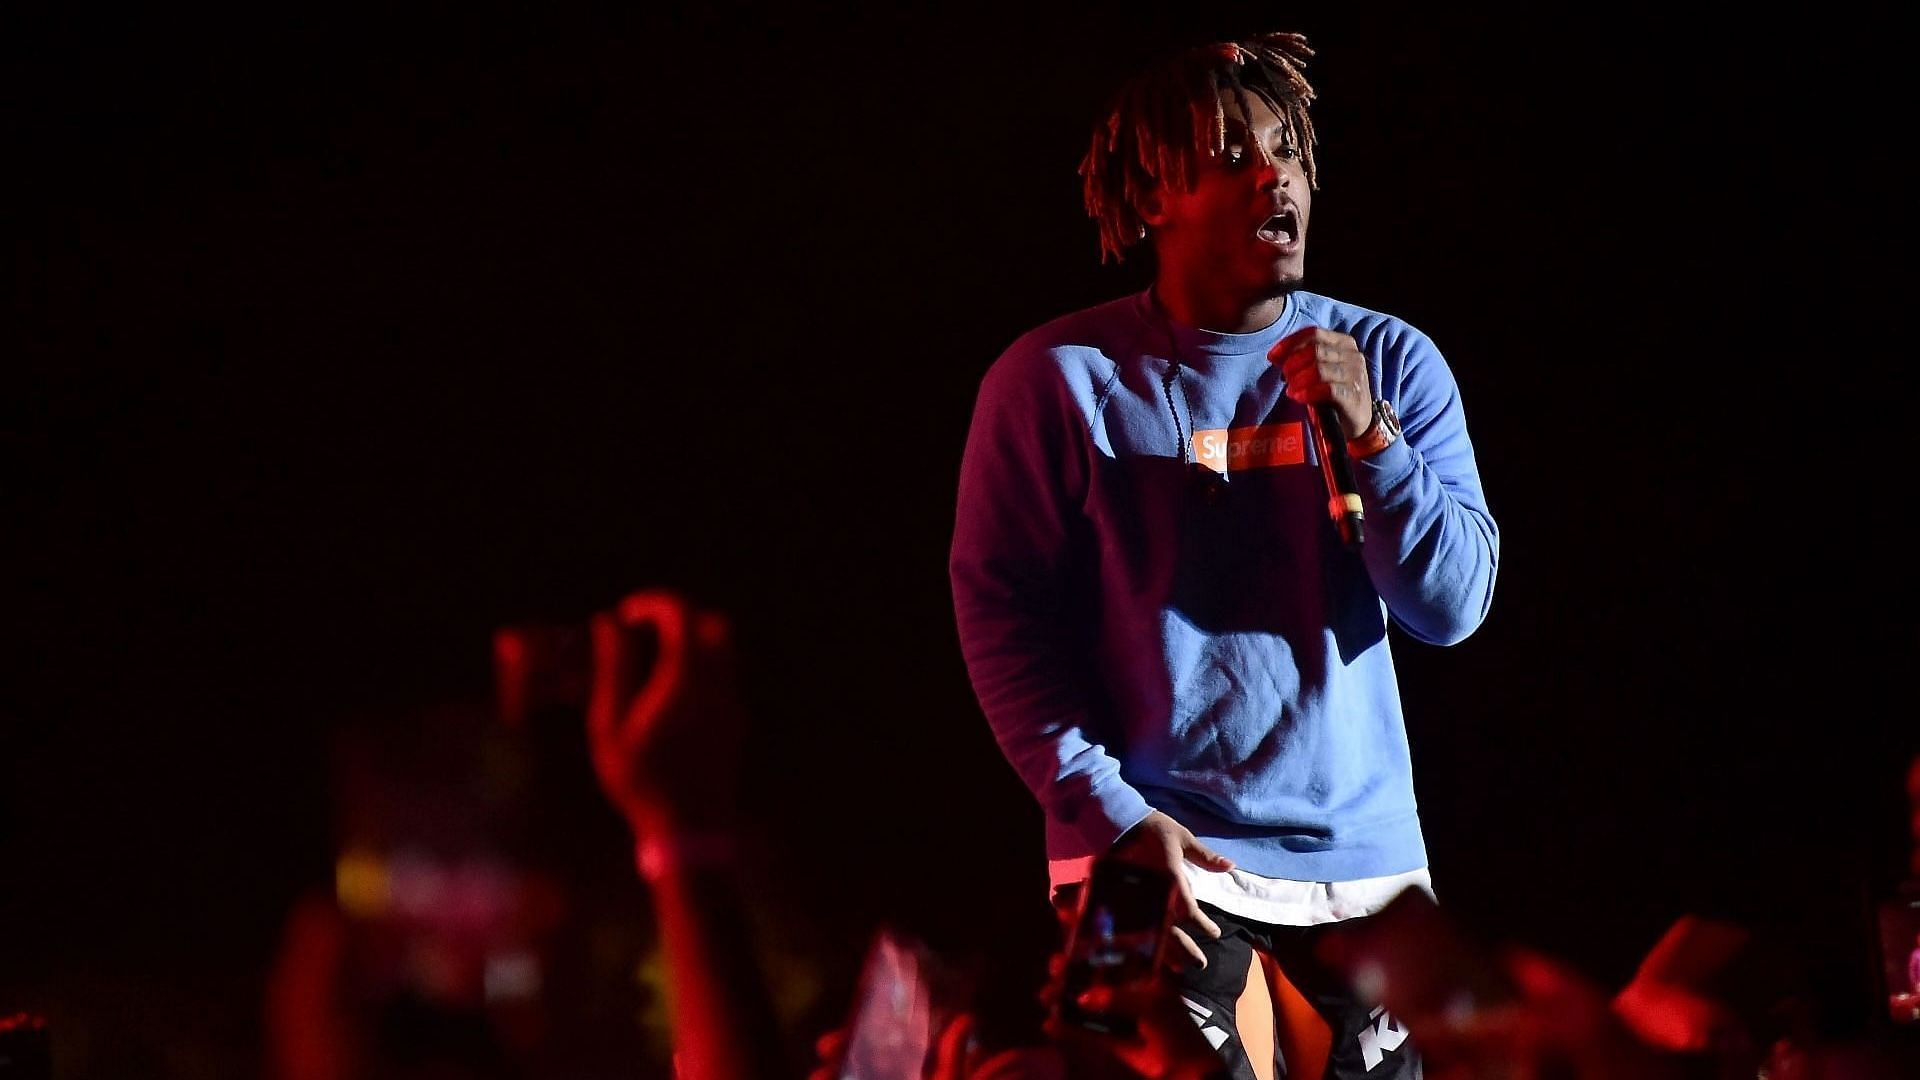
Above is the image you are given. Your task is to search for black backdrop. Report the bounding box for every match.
[6,3,1915,1075]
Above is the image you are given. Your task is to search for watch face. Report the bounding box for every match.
[1347,401,1399,457]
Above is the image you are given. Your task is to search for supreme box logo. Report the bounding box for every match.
[1192,421,1306,476]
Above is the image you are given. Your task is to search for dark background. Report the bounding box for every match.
[5,3,1915,1076]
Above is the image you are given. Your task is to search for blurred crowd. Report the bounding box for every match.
[8,590,1914,1080]
[270,590,1920,1079]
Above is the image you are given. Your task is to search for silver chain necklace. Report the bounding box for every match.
[1161,362,1192,466]
[1160,318,1195,467]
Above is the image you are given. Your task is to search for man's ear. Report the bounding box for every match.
[1134,186,1167,229]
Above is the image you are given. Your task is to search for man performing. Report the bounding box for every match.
[949,31,1500,1079]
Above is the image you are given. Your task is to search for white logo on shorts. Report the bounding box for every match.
[1356,1005,1408,1070]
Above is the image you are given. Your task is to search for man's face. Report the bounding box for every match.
[1144,91,1310,298]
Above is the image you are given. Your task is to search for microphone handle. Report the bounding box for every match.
[1308,404,1364,549]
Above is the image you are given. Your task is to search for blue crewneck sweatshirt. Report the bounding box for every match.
[949,289,1499,881]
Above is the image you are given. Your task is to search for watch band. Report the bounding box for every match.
[1347,399,1401,458]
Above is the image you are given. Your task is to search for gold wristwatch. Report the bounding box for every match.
[1347,399,1401,458]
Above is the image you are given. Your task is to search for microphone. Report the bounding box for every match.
[1305,403,1364,549]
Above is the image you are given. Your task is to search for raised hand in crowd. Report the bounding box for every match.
[585,589,787,1080]
[587,589,745,837]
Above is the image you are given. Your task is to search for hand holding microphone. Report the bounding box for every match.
[1269,326,1376,548]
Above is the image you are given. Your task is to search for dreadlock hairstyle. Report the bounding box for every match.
[1079,32,1320,265]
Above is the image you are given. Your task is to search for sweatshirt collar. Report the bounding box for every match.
[1137,288,1304,363]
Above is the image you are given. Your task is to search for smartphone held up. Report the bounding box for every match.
[1051,856,1179,1038]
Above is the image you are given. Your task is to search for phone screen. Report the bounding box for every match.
[1054,857,1176,1036]
[836,927,936,1080]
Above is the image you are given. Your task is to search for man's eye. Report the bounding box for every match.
[1274,144,1298,161]
[1224,144,1249,166]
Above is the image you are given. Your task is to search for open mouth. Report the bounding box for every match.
[1257,209,1298,245]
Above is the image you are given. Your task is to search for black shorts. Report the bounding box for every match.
[1050,880,1423,1080]
[1177,901,1421,1080]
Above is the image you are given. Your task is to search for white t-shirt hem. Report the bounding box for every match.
[1049,855,1433,926]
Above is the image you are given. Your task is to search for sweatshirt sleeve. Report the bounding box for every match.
[1349,324,1501,646]
[947,348,1154,854]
